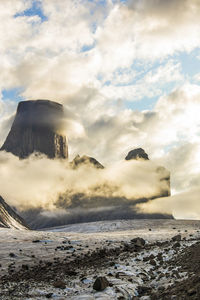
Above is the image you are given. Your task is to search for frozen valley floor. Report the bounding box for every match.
[0,219,200,299]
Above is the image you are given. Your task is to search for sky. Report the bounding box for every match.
[1,0,200,219]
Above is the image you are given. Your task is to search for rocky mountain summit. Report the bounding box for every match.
[22,148,171,229]
[126,148,170,197]
[70,148,170,197]
[71,154,104,169]
[0,196,28,229]
[0,99,171,229]
[125,148,149,160]
[1,100,68,159]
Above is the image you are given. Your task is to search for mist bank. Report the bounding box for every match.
[21,206,173,230]
[137,187,200,220]
[0,150,171,228]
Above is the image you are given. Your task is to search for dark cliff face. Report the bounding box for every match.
[0,196,29,229]
[125,148,149,161]
[1,100,68,159]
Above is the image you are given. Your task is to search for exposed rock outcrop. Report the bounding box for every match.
[125,148,149,161]
[71,154,104,169]
[0,196,29,229]
[1,100,68,159]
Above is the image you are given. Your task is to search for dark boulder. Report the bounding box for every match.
[93,276,109,291]
[131,237,146,248]
[53,280,66,289]
[171,234,181,242]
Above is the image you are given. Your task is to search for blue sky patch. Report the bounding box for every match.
[177,49,200,78]
[87,0,107,5]
[81,43,95,53]
[125,96,157,111]
[2,88,24,102]
[14,1,47,22]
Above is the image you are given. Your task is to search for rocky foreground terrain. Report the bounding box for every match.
[0,219,200,299]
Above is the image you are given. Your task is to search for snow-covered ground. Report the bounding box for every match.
[45,218,200,236]
[0,219,200,299]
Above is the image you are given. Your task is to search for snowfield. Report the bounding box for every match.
[0,219,200,299]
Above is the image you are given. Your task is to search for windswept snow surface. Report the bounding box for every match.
[0,219,200,299]
[45,218,200,235]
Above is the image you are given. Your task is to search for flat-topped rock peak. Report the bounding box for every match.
[1,99,68,159]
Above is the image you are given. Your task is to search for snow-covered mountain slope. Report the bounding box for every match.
[0,196,28,229]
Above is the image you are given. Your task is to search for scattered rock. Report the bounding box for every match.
[93,276,109,291]
[53,280,66,289]
[131,237,146,248]
[171,234,181,242]
[149,259,157,266]
[157,253,163,261]
[21,264,29,270]
[9,253,16,258]
[173,242,181,248]
[66,270,77,276]
[149,254,155,259]
[137,285,152,296]
[46,293,54,298]
[187,288,196,296]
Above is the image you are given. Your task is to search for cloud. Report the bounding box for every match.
[1,0,199,100]
[138,187,200,220]
[160,142,200,194]
[194,73,200,83]
[96,0,200,74]
[1,0,200,220]
[101,60,183,101]
[63,83,200,166]
[0,99,17,146]
[0,151,169,212]
[137,141,200,219]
